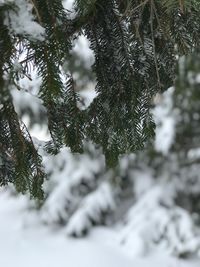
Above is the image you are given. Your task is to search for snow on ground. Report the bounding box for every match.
[0,188,200,267]
[0,188,131,267]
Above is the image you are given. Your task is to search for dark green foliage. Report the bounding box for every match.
[0,90,45,199]
[123,48,200,222]
[0,0,200,198]
[84,0,144,166]
[0,2,46,199]
[82,0,200,165]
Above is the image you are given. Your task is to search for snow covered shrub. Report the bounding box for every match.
[41,144,115,236]
[119,186,200,258]
[66,181,115,236]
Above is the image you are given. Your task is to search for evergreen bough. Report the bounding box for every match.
[0,0,200,198]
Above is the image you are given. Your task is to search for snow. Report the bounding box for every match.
[4,0,45,41]
[118,184,200,258]
[11,89,44,117]
[66,182,115,236]
[41,146,106,225]
[152,88,176,155]
[62,0,75,11]
[0,187,200,267]
[188,148,200,161]
[72,35,95,68]
[11,72,50,141]
[79,87,97,108]
[0,0,12,5]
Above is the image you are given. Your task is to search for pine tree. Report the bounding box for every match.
[0,0,200,201]
[118,48,200,258]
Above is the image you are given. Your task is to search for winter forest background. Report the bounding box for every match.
[1,0,200,266]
